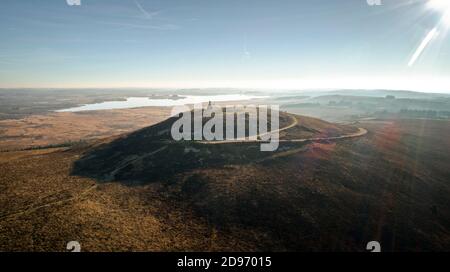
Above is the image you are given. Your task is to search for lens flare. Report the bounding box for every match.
[428,0,450,26]
[408,0,450,67]
[408,27,439,67]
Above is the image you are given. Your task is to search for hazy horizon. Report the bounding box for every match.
[1,86,450,95]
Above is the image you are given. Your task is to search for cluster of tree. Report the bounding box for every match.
[328,100,353,106]
[399,109,450,118]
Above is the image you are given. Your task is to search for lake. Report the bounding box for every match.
[57,94,266,112]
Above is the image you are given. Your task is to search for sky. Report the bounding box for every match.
[0,0,450,92]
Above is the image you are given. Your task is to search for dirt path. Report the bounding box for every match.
[279,127,368,143]
[199,113,298,144]
[254,113,298,140]
[200,113,367,145]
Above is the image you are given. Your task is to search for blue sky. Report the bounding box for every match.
[0,0,449,92]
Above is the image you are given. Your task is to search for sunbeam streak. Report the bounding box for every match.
[408,27,439,67]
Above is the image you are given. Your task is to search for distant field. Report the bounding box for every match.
[0,89,258,120]
[0,107,171,151]
[0,89,188,119]
[0,89,266,150]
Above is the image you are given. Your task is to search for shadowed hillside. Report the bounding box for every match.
[72,110,356,183]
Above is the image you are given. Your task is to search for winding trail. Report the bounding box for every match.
[279,127,368,143]
[200,114,367,145]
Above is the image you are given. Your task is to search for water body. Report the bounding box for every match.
[57,94,266,112]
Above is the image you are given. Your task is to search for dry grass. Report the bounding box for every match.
[0,112,448,251]
[0,107,171,151]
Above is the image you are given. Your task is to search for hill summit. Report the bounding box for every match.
[72,108,358,183]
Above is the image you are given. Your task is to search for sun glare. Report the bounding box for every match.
[428,0,450,9]
[428,0,450,26]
